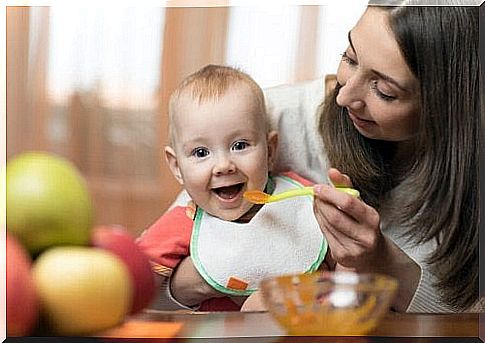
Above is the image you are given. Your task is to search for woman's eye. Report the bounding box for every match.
[232,141,249,151]
[192,148,209,158]
[370,80,397,102]
[341,51,357,66]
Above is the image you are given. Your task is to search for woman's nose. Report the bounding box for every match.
[213,155,236,176]
[336,76,365,110]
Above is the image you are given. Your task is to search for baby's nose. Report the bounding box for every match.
[213,156,236,175]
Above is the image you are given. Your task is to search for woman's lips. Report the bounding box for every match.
[348,111,375,128]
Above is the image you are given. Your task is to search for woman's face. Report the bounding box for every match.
[336,7,420,142]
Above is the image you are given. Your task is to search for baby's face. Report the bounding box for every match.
[168,84,275,221]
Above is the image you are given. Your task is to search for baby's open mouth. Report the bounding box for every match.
[212,183,244,200]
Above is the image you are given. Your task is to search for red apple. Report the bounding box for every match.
[91,225,157,314]
[6,233,39,336]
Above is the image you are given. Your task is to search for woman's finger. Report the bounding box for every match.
[313,200,363,253]
[313,197,381,267]
[328,168,353,187]
[314,184,378,227]
[316,218,365,268]
[314,197,361,243]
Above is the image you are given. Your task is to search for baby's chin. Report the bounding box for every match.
[207,204,254,222]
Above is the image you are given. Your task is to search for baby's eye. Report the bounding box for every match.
[192,147,209,158]
[232,141,249,151]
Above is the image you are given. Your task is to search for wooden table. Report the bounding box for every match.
[96,310,484,342]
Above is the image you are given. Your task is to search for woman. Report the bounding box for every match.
[142,1,480,312]
[310,1,479,312]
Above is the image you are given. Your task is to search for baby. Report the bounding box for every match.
[137,65,327,311]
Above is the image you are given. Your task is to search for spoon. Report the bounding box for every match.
[243,186,360,204]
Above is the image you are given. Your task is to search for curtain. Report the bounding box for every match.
[6,3,366,234]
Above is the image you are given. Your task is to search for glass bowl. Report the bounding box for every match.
[260,271,398,336]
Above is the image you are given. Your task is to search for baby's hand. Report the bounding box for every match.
[171,256,224,306]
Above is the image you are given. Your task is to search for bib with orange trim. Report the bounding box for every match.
[190,175,327,296]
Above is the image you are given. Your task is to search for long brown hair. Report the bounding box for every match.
[319,5,479,309]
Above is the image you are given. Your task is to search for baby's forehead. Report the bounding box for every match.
[179,81,258,104]
[170,97,267,146]
[174,84,265,120]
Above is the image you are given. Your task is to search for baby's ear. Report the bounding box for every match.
[164,146,184,185]
[266,130,278,171]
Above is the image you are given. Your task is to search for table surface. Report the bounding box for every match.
[96,310,484,342]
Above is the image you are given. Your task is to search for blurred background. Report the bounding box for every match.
[6,2,367,235]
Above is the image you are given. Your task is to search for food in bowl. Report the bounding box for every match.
[260,271,398,336]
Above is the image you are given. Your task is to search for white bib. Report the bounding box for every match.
[190,175,326,296]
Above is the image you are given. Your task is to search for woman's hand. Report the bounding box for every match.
[170,256,224,307]
[313,168,420,311]
[313,168,382,271]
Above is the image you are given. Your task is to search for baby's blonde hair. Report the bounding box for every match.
[168,64,268,145]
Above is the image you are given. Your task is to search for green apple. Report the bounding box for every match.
[32,246,133,335]
[6,152,93,255]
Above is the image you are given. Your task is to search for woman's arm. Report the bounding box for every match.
[385,234,458,312]
[359,234,421,311]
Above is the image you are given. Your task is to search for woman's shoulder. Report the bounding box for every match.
[265,78,330,184]
[264,78,324,129]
